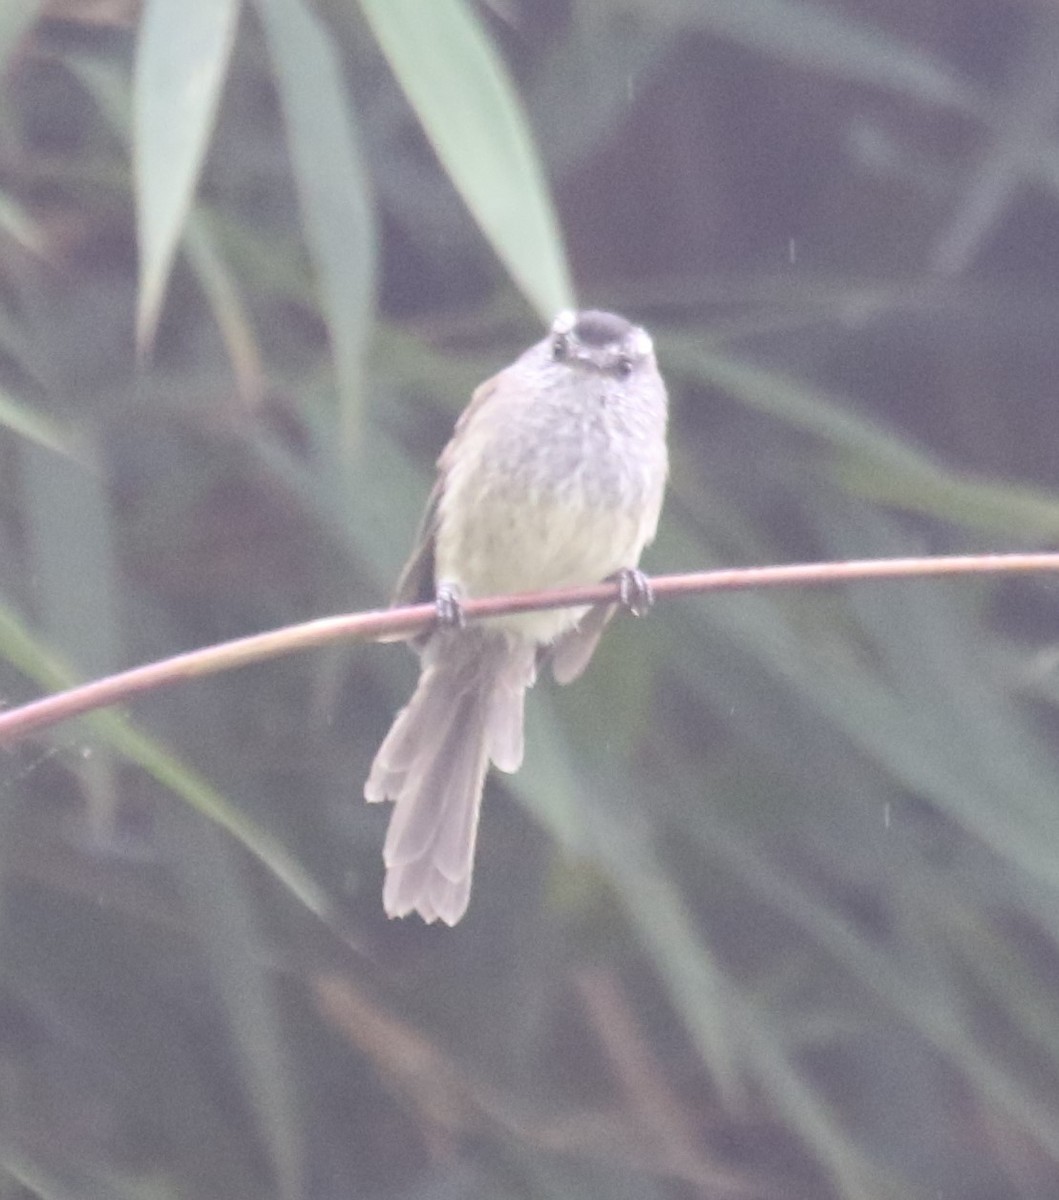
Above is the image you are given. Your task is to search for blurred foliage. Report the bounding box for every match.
[5,1,1059,1198]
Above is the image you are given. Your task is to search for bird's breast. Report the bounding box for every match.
[433,385,666,642]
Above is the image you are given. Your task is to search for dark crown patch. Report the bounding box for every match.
[573,310,632,347]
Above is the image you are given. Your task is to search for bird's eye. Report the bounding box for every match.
[551,334,568,361]
[615,355,634,378]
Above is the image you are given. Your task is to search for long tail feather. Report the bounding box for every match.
[365,630,536,925]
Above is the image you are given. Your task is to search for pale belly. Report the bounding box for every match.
[433,488,651,643]
[430,366,667,643]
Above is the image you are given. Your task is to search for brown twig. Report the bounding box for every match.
[2,552,1058,745]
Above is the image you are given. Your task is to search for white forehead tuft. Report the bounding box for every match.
[628,326,654,358]
[549,309,654,362]
[551,310,578,336]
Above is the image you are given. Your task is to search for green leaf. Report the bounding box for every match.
[0,601,338,934]
[517,701,743,1097]
[0,1137,163,1200]
[166,811,304,1200]
[184,210,266,407]
[359,0,574,320]
[673,341,1059,538]
[631,0,976,112]
[19,443,124,837]
[0,189,43,253]
[132,0,240,348]
[255,0,376,443]
[0,2,41,80]
[0,386,78,459]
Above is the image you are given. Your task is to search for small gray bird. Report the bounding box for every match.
[365,309,669,925]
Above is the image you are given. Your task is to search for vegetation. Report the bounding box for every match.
[3,1,1059,1197]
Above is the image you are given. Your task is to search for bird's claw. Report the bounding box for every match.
[435,582,467,629]
[614,568,654,617]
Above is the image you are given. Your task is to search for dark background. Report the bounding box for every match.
[4,1,1059,1198]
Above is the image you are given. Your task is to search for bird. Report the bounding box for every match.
[365,309,669,925]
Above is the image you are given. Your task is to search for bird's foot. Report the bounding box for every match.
[612,567,654,617]
[435,581,467,629]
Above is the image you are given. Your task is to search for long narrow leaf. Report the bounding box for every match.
[359,0,573,320]
[0,386,78,460]
[0,3,41,80]
[255,0,375,442]
[166,810,304,1200]
[133,0,240,348]
[0,601,339,933]
[632,0,976,111]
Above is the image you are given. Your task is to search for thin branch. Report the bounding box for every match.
[2,552,1059,745]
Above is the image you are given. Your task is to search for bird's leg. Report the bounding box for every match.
[434,581,467,629]
[611,567,654,617]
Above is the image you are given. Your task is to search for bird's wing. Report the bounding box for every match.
[392,372,503,610]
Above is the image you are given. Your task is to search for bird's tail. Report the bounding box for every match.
[364,629,536,925]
